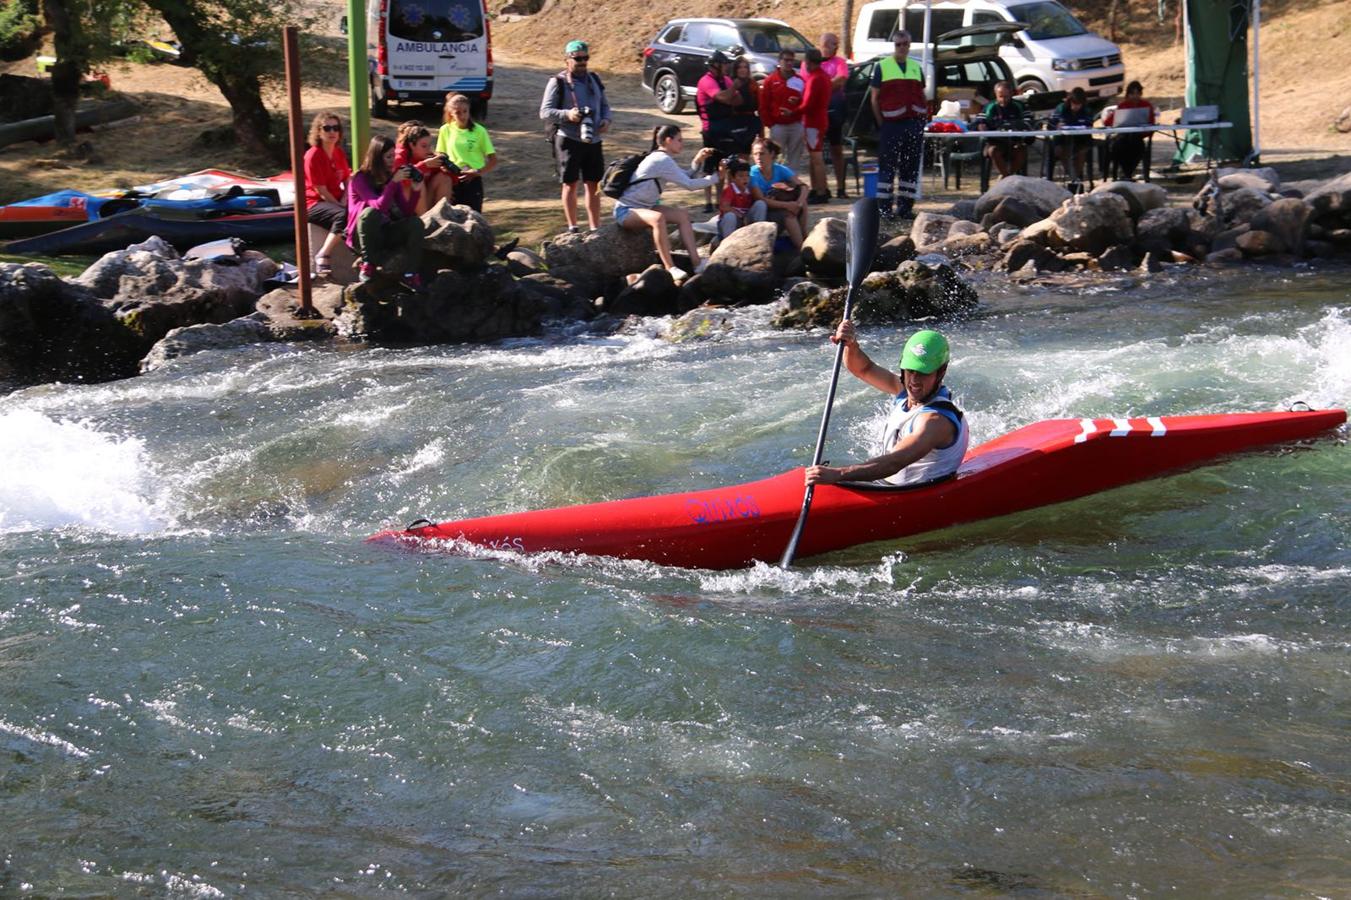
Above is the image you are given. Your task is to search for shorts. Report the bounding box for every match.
[702,126,740,173]
[307,200,347,235]
[826,98,845,146]
[555,135,605,184]
[804,125,825,153]
[613,204,634,226]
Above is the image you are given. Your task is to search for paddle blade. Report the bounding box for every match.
[845,196,881,291]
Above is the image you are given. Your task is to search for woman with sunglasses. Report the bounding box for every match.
[303,113,350,278]
[614,124,719,282]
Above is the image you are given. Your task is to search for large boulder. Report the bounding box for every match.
[948,220,984,238]
[1235,230,1287,257]
[1135,206,1192,250]
[0,263,144,384]
[1047,191,1133,254]
[910,212,957,249]
[542,224,663,295]
[1249,198,1312,257]
[1216,166,1281,194]
[139,313,275,373]
[773,257,978,329]
[1305,170,1351,223]
[874,235,916,270]
[974,175,1072,221]
[421,201,495,271]
[800,216,847,277]
[71,235,274,341]
[609,265,680,317]
[1091,180,1167,219]
[698,222,781,302]
[985,196,1042,229]
[335,265,544,343]
[1221,187,1274,229]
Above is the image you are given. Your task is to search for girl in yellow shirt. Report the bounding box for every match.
[435,92,497,213]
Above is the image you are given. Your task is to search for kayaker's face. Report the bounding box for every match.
[902,367,942,404]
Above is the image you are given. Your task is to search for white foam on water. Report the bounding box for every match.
[0,410,168,534]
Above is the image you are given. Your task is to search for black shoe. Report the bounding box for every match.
[835,189,851,199]
[807,191,830,205]
[703,202,715,214]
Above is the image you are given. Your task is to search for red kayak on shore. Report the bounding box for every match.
[369,409,1346,570]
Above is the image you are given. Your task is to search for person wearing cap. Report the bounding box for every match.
[540,40,612,233]
[758,49,806,172]
[696,50,740,213]
[805,321,968,487]
[800,48,834,204]
[869,30,927,220]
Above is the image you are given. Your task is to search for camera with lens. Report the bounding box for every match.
[402,164,423,183]
[578,105,596,143]
[435,153,461,176]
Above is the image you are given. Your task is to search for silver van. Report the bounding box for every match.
[851,0,1125,98]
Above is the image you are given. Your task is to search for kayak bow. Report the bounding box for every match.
[369,409,1346,569]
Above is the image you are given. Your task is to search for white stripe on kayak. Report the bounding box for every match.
[1075,418,1097,443]
[1147,416,1166,436]
[1110,418,1131,436]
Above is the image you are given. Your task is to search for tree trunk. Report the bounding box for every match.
[842,0,855,59]
[1106,0,1120,43]
[41,0,83,146]
[214,71,281,163]
[144,0,287,165]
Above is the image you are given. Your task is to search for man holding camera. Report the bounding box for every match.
[540,39,612,233]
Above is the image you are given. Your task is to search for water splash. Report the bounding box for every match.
[0,410,167,534]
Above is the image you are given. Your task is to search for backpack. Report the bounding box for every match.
[545,72,606,144]
[600,152,654,200]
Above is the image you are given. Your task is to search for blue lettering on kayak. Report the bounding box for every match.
[395,41,482,54]
[685,495,761,525]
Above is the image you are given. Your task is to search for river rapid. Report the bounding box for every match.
[2,268,1349,896]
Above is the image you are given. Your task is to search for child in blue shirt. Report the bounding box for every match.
[749,136,810,249]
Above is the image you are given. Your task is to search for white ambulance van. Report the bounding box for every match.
[852,0,1125,98]
[366,0,494,119]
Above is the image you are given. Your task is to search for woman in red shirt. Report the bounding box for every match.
[303,113,351,277]
[1104,81,1158,180]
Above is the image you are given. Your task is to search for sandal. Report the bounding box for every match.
[313,255,332,277]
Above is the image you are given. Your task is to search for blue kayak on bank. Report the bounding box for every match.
[1,169,296,254]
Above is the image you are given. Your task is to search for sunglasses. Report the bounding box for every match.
[321,124,342,132]
[571,55,589,62]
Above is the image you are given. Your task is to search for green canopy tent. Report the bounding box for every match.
[1176,0,1257,164]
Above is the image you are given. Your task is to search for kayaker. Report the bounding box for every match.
[805,325,969,486]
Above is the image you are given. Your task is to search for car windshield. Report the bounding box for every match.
[736,24,812,55]
[1006,1,1087,39]
[388,0,485,42]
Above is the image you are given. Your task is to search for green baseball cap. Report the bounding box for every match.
[565,40,589,55]
[900,330,950,374]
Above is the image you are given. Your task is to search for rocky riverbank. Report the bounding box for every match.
[2,167,1348,388]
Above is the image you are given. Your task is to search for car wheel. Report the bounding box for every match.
[370,75,389,119]
[1018,78,1049,95]
[655,73,684,114]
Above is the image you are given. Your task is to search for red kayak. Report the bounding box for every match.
[369,409,1346,569]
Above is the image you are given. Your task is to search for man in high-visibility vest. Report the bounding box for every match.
[868,30,928,219]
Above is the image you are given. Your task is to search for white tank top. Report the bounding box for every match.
[877,386,969,486]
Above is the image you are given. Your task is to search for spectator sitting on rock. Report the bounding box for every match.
[614,124,720,282]
[717,160,767,242]
[748,136,809,250]
[393,121,454,215]
[347,134,425,288]
[304,113,350,278]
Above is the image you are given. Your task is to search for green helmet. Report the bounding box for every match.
[899,330,950,374]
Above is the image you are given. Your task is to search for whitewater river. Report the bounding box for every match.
[2,268,1348,895]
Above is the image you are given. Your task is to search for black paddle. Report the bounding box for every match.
[779,196,881,568]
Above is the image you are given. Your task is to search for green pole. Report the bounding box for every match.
[348,0,370,160]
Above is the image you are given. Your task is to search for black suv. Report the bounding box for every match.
[641,17,815,114]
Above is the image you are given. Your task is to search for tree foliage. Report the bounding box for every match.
[0,0,43,61]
